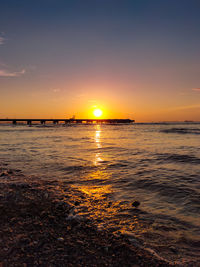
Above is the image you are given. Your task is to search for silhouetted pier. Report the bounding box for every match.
[0,119,134,125]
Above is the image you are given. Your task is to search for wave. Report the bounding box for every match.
[61,165,97,173]
[161,128,200,134]
[156,153,200,164]
[132,178,200,206]
[106,162,129,169]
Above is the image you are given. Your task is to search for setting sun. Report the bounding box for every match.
[93,108,103,118]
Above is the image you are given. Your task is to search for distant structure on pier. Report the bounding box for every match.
[70,115,76,120]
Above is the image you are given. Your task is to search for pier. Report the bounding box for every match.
[0,119,134,125]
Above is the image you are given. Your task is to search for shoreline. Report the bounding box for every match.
[0,167,173,266]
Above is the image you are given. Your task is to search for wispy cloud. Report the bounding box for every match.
[88,99,96,103]
[173,104,200,111]
[0,36,5,45]
[52,88,61,93]
[192,88,200,92]
[0,69,25,77]
[0,35,26,78]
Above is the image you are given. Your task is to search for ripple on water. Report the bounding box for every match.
[156,153,200,164]
[161,127,200,135]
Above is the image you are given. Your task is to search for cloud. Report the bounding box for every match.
[173,104,200,111]
[192,88,200,92]
[53,88,61,93]
[0,36,26,78]
[0,37,5,45]
[0,69,25,77]
[88,99,96,103]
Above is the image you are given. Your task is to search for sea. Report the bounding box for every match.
[0,122,200,265]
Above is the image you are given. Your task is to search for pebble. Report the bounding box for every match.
[132,201,140,208]
[0,171,8,177]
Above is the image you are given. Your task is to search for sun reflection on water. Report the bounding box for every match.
[95,125,101,148]
[71,125,145,236]
[94,125,103,165]
[79,184,112,198]
[77,125,112,198]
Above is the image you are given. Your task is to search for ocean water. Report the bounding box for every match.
[0,123,200,264]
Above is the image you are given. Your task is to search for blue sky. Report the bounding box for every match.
[0,0,200,121]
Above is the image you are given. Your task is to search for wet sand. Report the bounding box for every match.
[0,168,173,266]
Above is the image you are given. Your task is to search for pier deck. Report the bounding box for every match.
[0,119,134,125]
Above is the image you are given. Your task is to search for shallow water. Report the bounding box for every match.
[0,123,200,264]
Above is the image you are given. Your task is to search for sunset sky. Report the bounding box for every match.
[0,0,200,122]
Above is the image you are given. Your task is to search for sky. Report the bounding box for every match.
[0,0,200,122]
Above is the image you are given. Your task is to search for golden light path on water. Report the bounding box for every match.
[72,125,146,236]
[79,125,112,198]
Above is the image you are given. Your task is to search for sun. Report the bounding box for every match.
[93,108,103,118]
